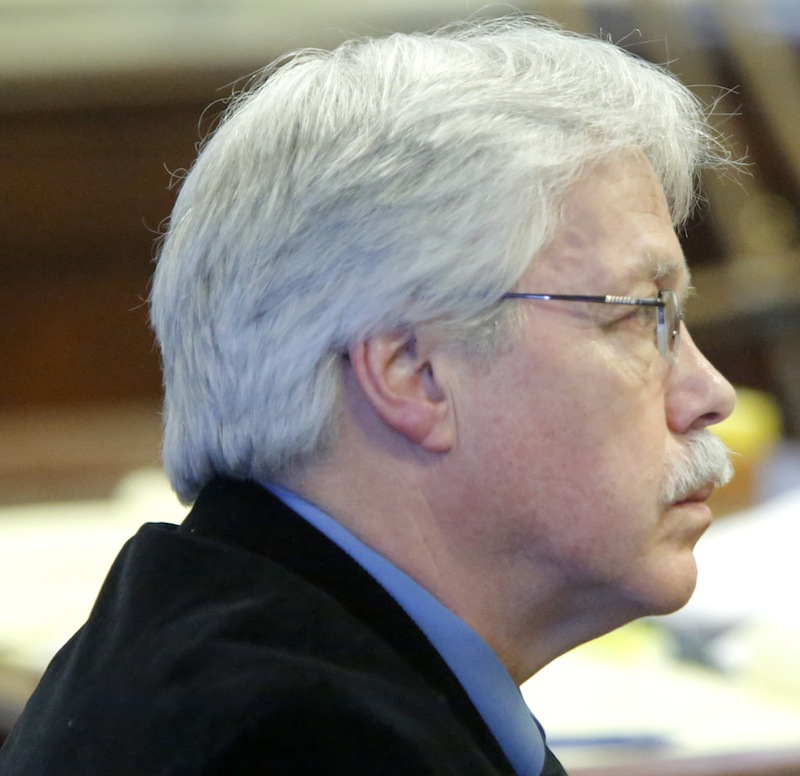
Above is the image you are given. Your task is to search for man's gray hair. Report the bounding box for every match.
[151,16,729,502]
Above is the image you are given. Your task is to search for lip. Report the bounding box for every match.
[670,484,716,537]
[674,482,715,506]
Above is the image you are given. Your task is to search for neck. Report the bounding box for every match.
[289,456,641,685]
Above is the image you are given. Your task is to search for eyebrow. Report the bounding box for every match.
[647,254,691,296]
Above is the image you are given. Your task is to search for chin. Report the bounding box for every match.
[651,591,695,617]
[626,559,700,618]
[649,573,699,616]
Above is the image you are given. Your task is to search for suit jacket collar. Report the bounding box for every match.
[180,478,516,773]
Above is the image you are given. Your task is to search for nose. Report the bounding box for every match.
[666,327,736,434]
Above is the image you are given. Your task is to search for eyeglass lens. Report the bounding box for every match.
[657,290,681,363]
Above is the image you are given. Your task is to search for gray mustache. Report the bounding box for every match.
[660,431,735,506]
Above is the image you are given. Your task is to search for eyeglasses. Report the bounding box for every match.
[501,289,684,364]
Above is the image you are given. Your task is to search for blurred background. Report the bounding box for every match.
[1,1,799,773]
[1,0,799,504]
[1,0,799,505]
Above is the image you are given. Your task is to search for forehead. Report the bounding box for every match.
[527,156,690,294]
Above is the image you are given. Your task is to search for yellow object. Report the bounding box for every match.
[709,387,783,515]
[713,388,783,458]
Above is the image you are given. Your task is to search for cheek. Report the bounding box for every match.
[532,355,668,510]
[461,335,668,520]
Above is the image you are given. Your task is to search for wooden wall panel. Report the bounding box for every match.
[0,102,207,407]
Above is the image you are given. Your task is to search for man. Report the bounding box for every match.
[0,16,736,775]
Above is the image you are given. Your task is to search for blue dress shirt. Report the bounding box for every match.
[267,483,546,776]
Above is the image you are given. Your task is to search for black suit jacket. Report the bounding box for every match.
[0,479,566,775]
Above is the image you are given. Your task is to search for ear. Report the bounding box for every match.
[347,330,456,453]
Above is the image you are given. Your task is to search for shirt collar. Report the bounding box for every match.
[266,483,546,776]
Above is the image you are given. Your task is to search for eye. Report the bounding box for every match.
[611,305,652,329]
[632,305,654,327]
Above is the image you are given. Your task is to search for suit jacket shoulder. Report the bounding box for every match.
[1,479,529,775]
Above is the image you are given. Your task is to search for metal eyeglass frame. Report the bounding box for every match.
[501,288,684,364]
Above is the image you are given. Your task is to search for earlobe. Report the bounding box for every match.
[348,331,456,453]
